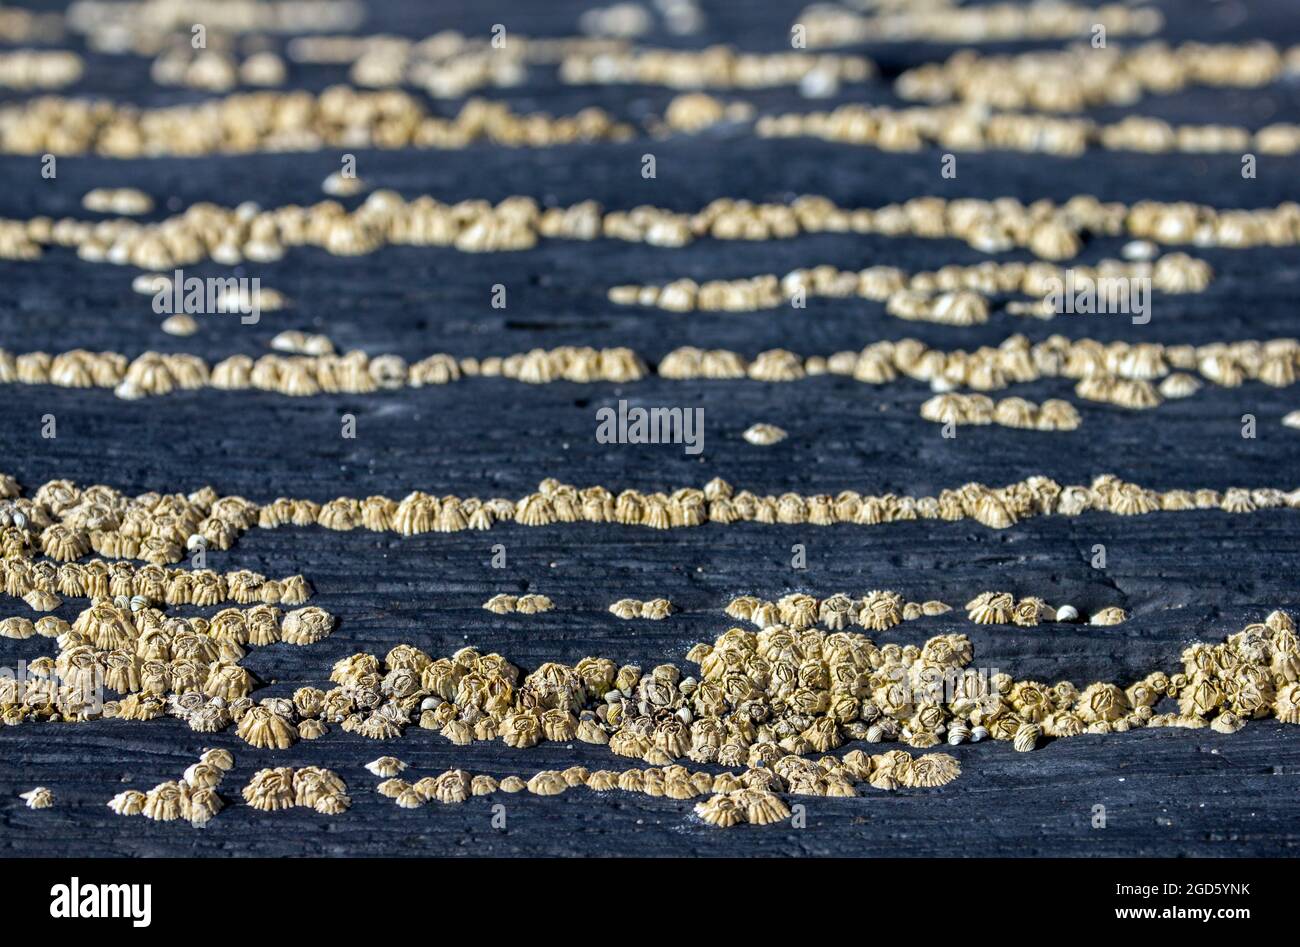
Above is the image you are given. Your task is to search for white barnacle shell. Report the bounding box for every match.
[366,756,407,778]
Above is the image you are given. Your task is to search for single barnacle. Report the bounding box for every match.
[241,768,294,812]
[1012,597,1046,627]
[695,793,744,828]
[23,589,61,612]
[818,593,856,630]
[20,787,53,809]
[777,593,819,630]
[586,770,620,792]
[181,762,224,790]
[1090,606,1128,626]
[903,752,962,787]
[366,757,406,778]
[742,423,787,446]
[527,770,568,796]
[298,719,328,739]
[0,617,36,640]
[280,606,334,645]
[966,591,1015,624]
[185,788,224,828]
[640,598,674,620]
[107,789,147,816]
[200,748,234,772]
[142,781,186,821]
[858,590,904,631]
[725,596,760,621]
[734,789,790,826]
[293,767,347,808]
[235,704,297,749]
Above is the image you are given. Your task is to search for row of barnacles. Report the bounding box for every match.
[7,190,1299,265]
[0,345,646,399]
[609,254,1210,315]
[5,475,1297,570]
[919,393,1081,430]
[364,748,959,827]
[3,333,1299,402]
[656,335,1300,401]
[724,590,1122,631]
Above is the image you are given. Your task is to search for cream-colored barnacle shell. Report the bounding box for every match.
[609,598,642,619]
[107,789,147,816]
[966,591,1015,624]
[366,757,406,778]
[640,598,674,620]
[1090,606,1128,626]
[20,786,53,809]
[742,423,787,445]
[725,595,760,621]
[515,594,554,615]
[483,593,517,614]
[858,590,904,631]
[280,606,334,645]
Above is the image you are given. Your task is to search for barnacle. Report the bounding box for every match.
[967,591,1015,624]
[903,752,962,787]
[515,594,554,615]
[280,606,334,645]
[366,757,406,778]
[1090,606,1128,626]
[695,793,745,827]
[527,770,568,796]
[235,704,298,749]
[609,598,642,619]
[185,788,224,827]
[483,593,517,614]
[640,598,674,620]
[858,590,904,631]
[19,786,53,809]
[142,781,186,821]
[742,423,788,446]
[239,768,293,812]
[107,789,147,816]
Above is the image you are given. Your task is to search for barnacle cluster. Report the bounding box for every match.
[0,595,334,733]
[482,593,554,615]
[243,766,350,814]
[920,394,1081,431]
[108,748,234,827]
[281,608,1300,778]
[609,598,675,620]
